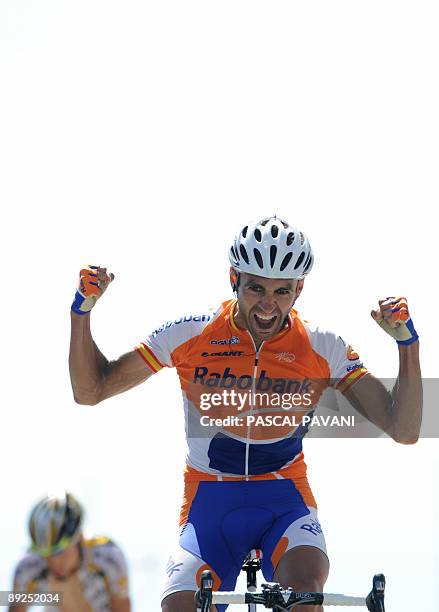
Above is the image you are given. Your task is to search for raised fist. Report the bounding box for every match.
[71,265,114,315]
[371,297,418,345]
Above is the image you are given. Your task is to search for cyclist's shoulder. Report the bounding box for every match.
[83,534,112,549]
[13,551,46,586]
[82,536,129,596]
[292,311,365,380]
[149,299,233,344]
[290,309,347,356]
[83,535,127,570]
[83,535,123,555]
[291,309,340,340]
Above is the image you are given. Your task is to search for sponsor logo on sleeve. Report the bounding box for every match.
[152,314,211,337]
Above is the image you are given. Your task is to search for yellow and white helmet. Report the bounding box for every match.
[28,492,83,557]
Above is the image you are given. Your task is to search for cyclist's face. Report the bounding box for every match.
[234,272,304,343]
[46,543,80,579]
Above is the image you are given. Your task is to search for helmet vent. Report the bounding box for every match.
[280,252,293,271]
[294,251,306,269]
[59,503,79,540]
[239,244,250,264]
[229,218,313,279]
[304,254,313,273]
[254,248,264,269]
[29,492,83,554]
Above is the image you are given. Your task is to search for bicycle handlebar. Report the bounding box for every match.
[195,571,385,611]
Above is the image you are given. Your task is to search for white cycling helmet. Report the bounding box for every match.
[229,216,314,279]
[29,491,83,557]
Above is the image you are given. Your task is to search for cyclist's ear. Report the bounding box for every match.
[293,279,305,303]
[230,267,240,294]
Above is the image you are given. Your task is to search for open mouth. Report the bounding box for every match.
[51,571,66,579]
[253,312,278,332]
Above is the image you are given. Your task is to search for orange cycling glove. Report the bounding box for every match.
[371,297,418,346]
[71,266,101,315]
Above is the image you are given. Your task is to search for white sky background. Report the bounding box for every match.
[0,1,438,610]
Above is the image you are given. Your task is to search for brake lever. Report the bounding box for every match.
[195,570,213,612]
[366,574,385,612]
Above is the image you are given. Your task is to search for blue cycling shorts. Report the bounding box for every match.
[161,479,327,611]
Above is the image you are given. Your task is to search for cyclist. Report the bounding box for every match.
[9,492,131,612]
[69,216,421,612]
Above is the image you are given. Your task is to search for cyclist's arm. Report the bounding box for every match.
[110,595,131,612]
[8,561,30,612]
[344,342,421,444]
[69,312,153,405]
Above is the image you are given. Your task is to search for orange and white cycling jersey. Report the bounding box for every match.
[136,299,368,490]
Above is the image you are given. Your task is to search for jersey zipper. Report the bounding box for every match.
[244,338,263,480]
